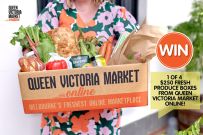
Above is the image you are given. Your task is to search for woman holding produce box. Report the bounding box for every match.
[37,0,142,134]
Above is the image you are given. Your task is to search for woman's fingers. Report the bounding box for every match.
[134,52,146,63]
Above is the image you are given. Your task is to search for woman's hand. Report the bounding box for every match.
[134,50,156,63]
[134,52,146,63]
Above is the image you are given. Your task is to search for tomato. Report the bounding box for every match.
[46,60,68,70]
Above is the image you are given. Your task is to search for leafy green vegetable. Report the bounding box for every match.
[79,39,91,56]
[10,25,55,63]
[37,38,55,63]
[77,29,99,58]
[176,116,203,135]
[79,39,98,58]
[88,42,97,57]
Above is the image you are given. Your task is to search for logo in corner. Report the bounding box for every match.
[8,5,22,21]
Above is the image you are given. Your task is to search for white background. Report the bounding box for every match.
[0,0,199,135]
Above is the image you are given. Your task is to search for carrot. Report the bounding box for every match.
[104,43,113,64]
[99,42,107,57]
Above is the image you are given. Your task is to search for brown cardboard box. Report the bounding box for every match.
[18,63,148,114]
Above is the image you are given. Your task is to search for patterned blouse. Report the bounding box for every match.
[37,0,138,135]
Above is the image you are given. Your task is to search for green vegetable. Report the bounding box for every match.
[176,116,203,135]
[77,28,99,58]
[87,41,97,57]
[79,39,91,56]
[37,38,55,63]
[78,38,98,57]
[10,25,55,63]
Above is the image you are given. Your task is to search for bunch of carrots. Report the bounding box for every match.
[99,41,113,64]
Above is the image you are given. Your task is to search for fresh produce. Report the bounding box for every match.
[10,25,55,63]
[12,25,108,71]
[78,30,99,58]
[104,43,113,63]
[48,27,80,58]
[79,39,90,56]
[46,60,68,70]
[99,39,113,63]
[78,38,99,57]
[47,27,106,65]
[18,57,45,72]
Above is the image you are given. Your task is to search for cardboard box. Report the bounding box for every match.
[18,63,148,114]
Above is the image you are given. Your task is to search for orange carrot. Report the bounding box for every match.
[104,43,113,64]
[99,42,107,57]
